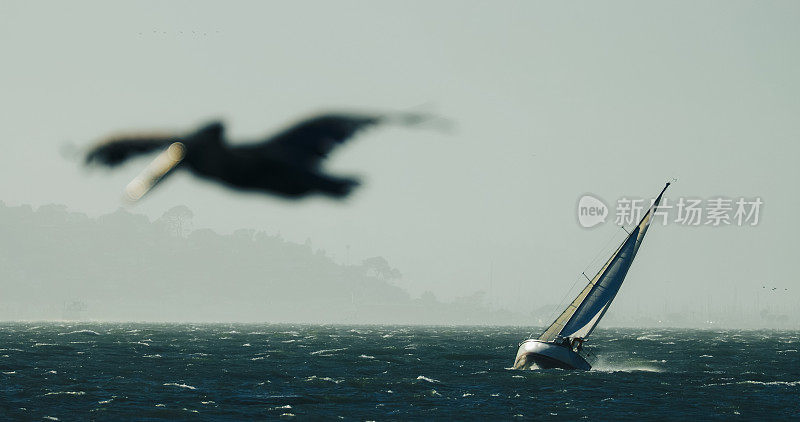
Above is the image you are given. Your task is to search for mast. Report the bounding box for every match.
[538,183,669,343]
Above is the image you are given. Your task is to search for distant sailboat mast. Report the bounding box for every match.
[538,183,670,344]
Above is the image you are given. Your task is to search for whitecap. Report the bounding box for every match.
[706,380,800,387]
[416,375,440,383]
[43,417,59,421]
[741,380,800,386]
[44,391,85,396]
[699,354,713,358]
[310,348,347,356]
[163,383,197,390]
[636,334,662,340]
[591,361,663,373]
[304,376,342,384]
[359,354,375,359]
[58,330,100,336]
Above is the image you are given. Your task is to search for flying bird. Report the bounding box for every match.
[85,112,437,201]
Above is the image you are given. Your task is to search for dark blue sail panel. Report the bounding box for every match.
[537,183,670,343]
[559,227,640,339]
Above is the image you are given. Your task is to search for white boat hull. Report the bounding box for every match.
[513,339,591,370]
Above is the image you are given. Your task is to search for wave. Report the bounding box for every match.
[707,380,800,387]
[304,376,342,384]
[416,375,440,383]
[591,357,664,373]
[310,348,347,356]
[44,391,86,396]
[58,330,100,336]
[163,383,197,390]
[636,334,662,340]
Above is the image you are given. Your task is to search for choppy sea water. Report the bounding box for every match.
[0,323,798,420]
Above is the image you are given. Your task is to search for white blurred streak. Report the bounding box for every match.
[124,142,185,203]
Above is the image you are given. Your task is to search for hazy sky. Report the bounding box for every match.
[1,1,798,317]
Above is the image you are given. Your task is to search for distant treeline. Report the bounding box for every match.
[0,202,522,324]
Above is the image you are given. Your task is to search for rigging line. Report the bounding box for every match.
[534,273,582,339]
[533,225,626,340]
[581,226,628,276]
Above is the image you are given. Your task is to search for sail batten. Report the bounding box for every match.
[538,183,669,343]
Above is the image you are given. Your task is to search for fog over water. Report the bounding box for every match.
[1,2,798,327]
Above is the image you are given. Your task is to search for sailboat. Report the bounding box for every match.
[513,183,670,370]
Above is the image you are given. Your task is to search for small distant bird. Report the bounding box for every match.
[85,112,437,201]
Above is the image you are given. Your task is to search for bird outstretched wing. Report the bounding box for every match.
[85,134,180,166]
[85,122,223,166]
[262,112,428,167]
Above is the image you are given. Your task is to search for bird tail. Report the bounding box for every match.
[320,177,361,199]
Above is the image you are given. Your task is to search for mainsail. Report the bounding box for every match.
[538,183,670,343]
